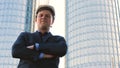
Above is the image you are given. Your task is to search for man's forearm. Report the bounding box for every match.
[12,32,40,61]
[27,45,56,59]
[34,42,67,57]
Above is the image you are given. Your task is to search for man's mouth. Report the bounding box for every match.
[41,21,47,23]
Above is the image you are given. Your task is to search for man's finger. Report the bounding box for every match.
[27,45,34,49]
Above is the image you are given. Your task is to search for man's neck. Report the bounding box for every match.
[38,30,49,35]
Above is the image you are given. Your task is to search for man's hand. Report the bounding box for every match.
[27,45,34,50]
[44,54,55,58]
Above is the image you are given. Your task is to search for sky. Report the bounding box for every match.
[49,0,65,36]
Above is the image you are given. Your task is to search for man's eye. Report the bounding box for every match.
[40,15,43,17]
[46,15,50,18]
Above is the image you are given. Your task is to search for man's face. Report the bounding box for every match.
[36,10,54,31]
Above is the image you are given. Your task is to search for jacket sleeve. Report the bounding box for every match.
[39,36,67,57]
[12,32,39,61]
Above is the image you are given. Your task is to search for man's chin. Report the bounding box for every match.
[40,26,49,31]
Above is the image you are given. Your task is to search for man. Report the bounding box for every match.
[12,5,67,68]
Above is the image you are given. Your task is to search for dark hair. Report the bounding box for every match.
[36,5,55,19]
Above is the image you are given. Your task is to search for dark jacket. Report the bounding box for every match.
[12,31,67,68]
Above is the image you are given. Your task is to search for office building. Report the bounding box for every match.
[0,0,33,67]
[65,0,120,68]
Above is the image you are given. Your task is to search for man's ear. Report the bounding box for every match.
[35,17,37,22]
[50,17,54,25]
[51,19,54,25]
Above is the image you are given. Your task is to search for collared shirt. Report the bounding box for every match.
[35,31,52,59]
[38,31,51,42]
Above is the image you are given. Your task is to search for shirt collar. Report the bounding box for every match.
[36,31,52,42]
[37,30,49,36]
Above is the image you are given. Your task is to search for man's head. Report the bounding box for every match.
[35,5,55,33]
[36,5,55,20]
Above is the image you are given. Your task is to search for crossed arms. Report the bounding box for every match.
[12,32,67,61]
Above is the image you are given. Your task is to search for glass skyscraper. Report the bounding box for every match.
[0,0,33,68]
[65,0,120,68]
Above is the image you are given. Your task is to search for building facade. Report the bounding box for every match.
[65,0,120,68]
[0,0,33,68]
